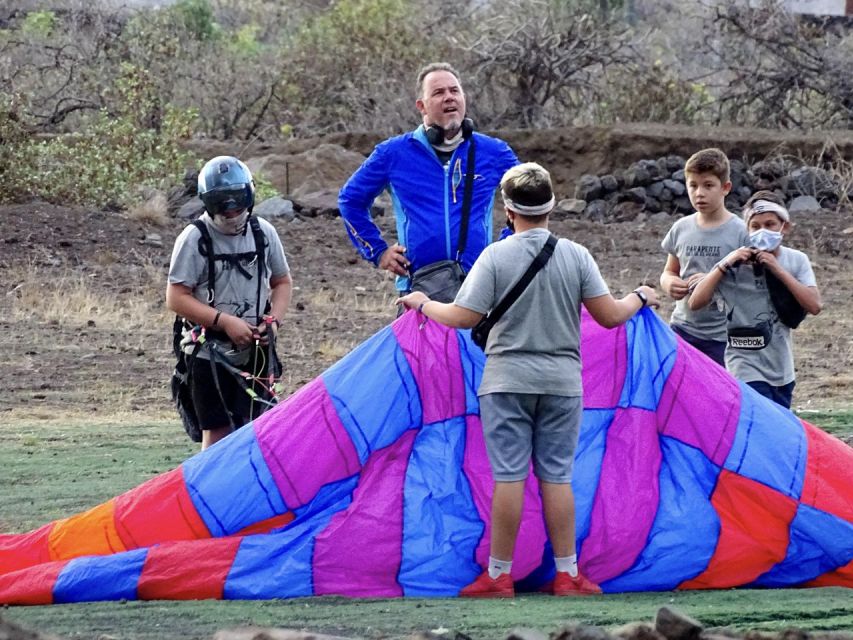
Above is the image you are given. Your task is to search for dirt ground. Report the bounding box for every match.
[1,127,852,429]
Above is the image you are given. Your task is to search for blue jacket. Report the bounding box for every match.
[339,126,518,290]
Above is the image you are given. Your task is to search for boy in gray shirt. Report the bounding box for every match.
[689,191,822,408]
[660,149,749,365]
[397,162,659,598]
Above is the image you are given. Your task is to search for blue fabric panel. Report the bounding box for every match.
[225,475,358,599]
[602,437,721,592]
[323,326,421,462]
[399,417,484,596]
[753,504,853,587]
[619,309,678,410]
[457,331,485,417]
[182,425,286,537]
[574,409,613,552]
[54,548,148,603]
[723,382,806,499]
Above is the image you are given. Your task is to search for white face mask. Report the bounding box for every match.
[749,228,783,252]
[211,210,249,235]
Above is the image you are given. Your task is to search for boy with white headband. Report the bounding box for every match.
[398,162,658,598]
[689,190,822,408]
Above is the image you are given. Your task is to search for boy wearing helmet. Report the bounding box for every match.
[167,156,292,449]
[398,162,658,598]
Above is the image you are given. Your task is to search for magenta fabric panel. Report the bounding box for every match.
[581,407,661,583]
[255,377,361,509]
[656,341,740,466]
[392,318,466,425]
[580,311,627,409]
[312,429,418,597]
[462,415,547,579]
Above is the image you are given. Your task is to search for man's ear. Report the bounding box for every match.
[781,220,791,234]
[415,98,426,116]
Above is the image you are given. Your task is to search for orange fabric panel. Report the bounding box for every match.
[0,523,53,575]
[136,537,242,600]
[0,560,67,605]
[800,420,853,522]
[680,470,797,589]
[47,499,126,561]
[235,512,294,537]
[113,467,210,549]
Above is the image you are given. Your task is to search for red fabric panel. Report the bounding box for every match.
[800,420,853,521]
[806,557,853,588]
[136,537,242,600]
[235,512,294,537]
[680,469,797,589]
[0,523,53,575]
[114,467,209,549]
[0,560,67,605]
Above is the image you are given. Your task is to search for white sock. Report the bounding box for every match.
[488,556,512,579]
[555,554,578,577]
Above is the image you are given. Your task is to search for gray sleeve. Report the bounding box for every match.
[454,248,496,314]
[262,222,290,278]
[578,245,610,300]
[661,223,678,255]
[790,251,816,288]
[168,225,206,288]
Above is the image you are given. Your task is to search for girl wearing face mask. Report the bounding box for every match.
[687,191,822,409]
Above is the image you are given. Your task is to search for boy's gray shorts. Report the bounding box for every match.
[479,392,582,483]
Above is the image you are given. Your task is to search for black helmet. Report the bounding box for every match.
[197,156,255,216]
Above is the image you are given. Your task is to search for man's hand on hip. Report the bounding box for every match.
[379,244,410,276]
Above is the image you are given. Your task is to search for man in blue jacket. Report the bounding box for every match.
[339,62,518,295]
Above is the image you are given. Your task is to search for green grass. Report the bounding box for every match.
[2,412,853,640]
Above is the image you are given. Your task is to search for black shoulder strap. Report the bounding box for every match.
[455,137,477,263]
[485,234,558,326]
[191,219,216,306]
[248,215,266,324]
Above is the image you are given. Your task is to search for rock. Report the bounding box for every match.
[725,196,743,212]
[290,189,340,218]
[662,179,685,196]
[0,613,64,639]
[556,198,587,217]
[624,165,652,188]
[650,211,671,222]
[658,187,674,202]
[505,629,549,640]
[738,186,752,202]
[664,155,686,174]
[647,181,666,198]
[139,233,163,248]
[176,198,205,220]
[246,143,365,196]
[254,195,296,221]
[611,201,644,222]
[614,622,666,640]
[638,158,662,180]
[601,174,619,192]
[655,606,703,640]
[671,169,685,182]
[575,174,604,201]
[644,196,662,213]
[673,196,693,214]
[787,166,837,199]
[585,199,608,222]
[788,195,822,214]
[553,625,614,640]
[618,187,647,204]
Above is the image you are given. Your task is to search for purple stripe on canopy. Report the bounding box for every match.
[255,377,360,510]
[581,407,661,583]
[656,341,740,466]
[312,429,417,597]
[580,312,627,409]
[393,317,466,424]
[462,415,548,580]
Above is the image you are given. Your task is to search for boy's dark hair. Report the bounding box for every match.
[416,62,461,98]
[684,148,730,184]
[744,189,784,209]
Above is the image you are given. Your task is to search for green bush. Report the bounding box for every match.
[0,65,197,209]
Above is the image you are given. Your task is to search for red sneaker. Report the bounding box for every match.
[459,571,514,598]
[551,571,602,596]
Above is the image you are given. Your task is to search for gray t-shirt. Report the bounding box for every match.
[713,246,816,385]
[661,213,748,341]
[168,213,289,362]
[455,228,610,397]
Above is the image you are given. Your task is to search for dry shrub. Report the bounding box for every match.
[127,191,170,226]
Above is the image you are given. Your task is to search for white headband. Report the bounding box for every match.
[744,199,789,223]
[502,194,555,216]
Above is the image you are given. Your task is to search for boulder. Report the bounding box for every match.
[246,144,365,196]
[575,174,604,201]
[655,606,703,640]
[787,195,822,214]
[176,198,205,220]
[556,198,588,217]
[254,195,296,221]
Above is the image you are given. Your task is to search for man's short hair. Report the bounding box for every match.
[416,62,461,98]
[501,162,555,217]
[685,148,730,184]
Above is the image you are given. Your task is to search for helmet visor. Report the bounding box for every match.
[201,185,252,217]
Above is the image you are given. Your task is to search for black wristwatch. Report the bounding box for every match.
[633,289,648,307]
